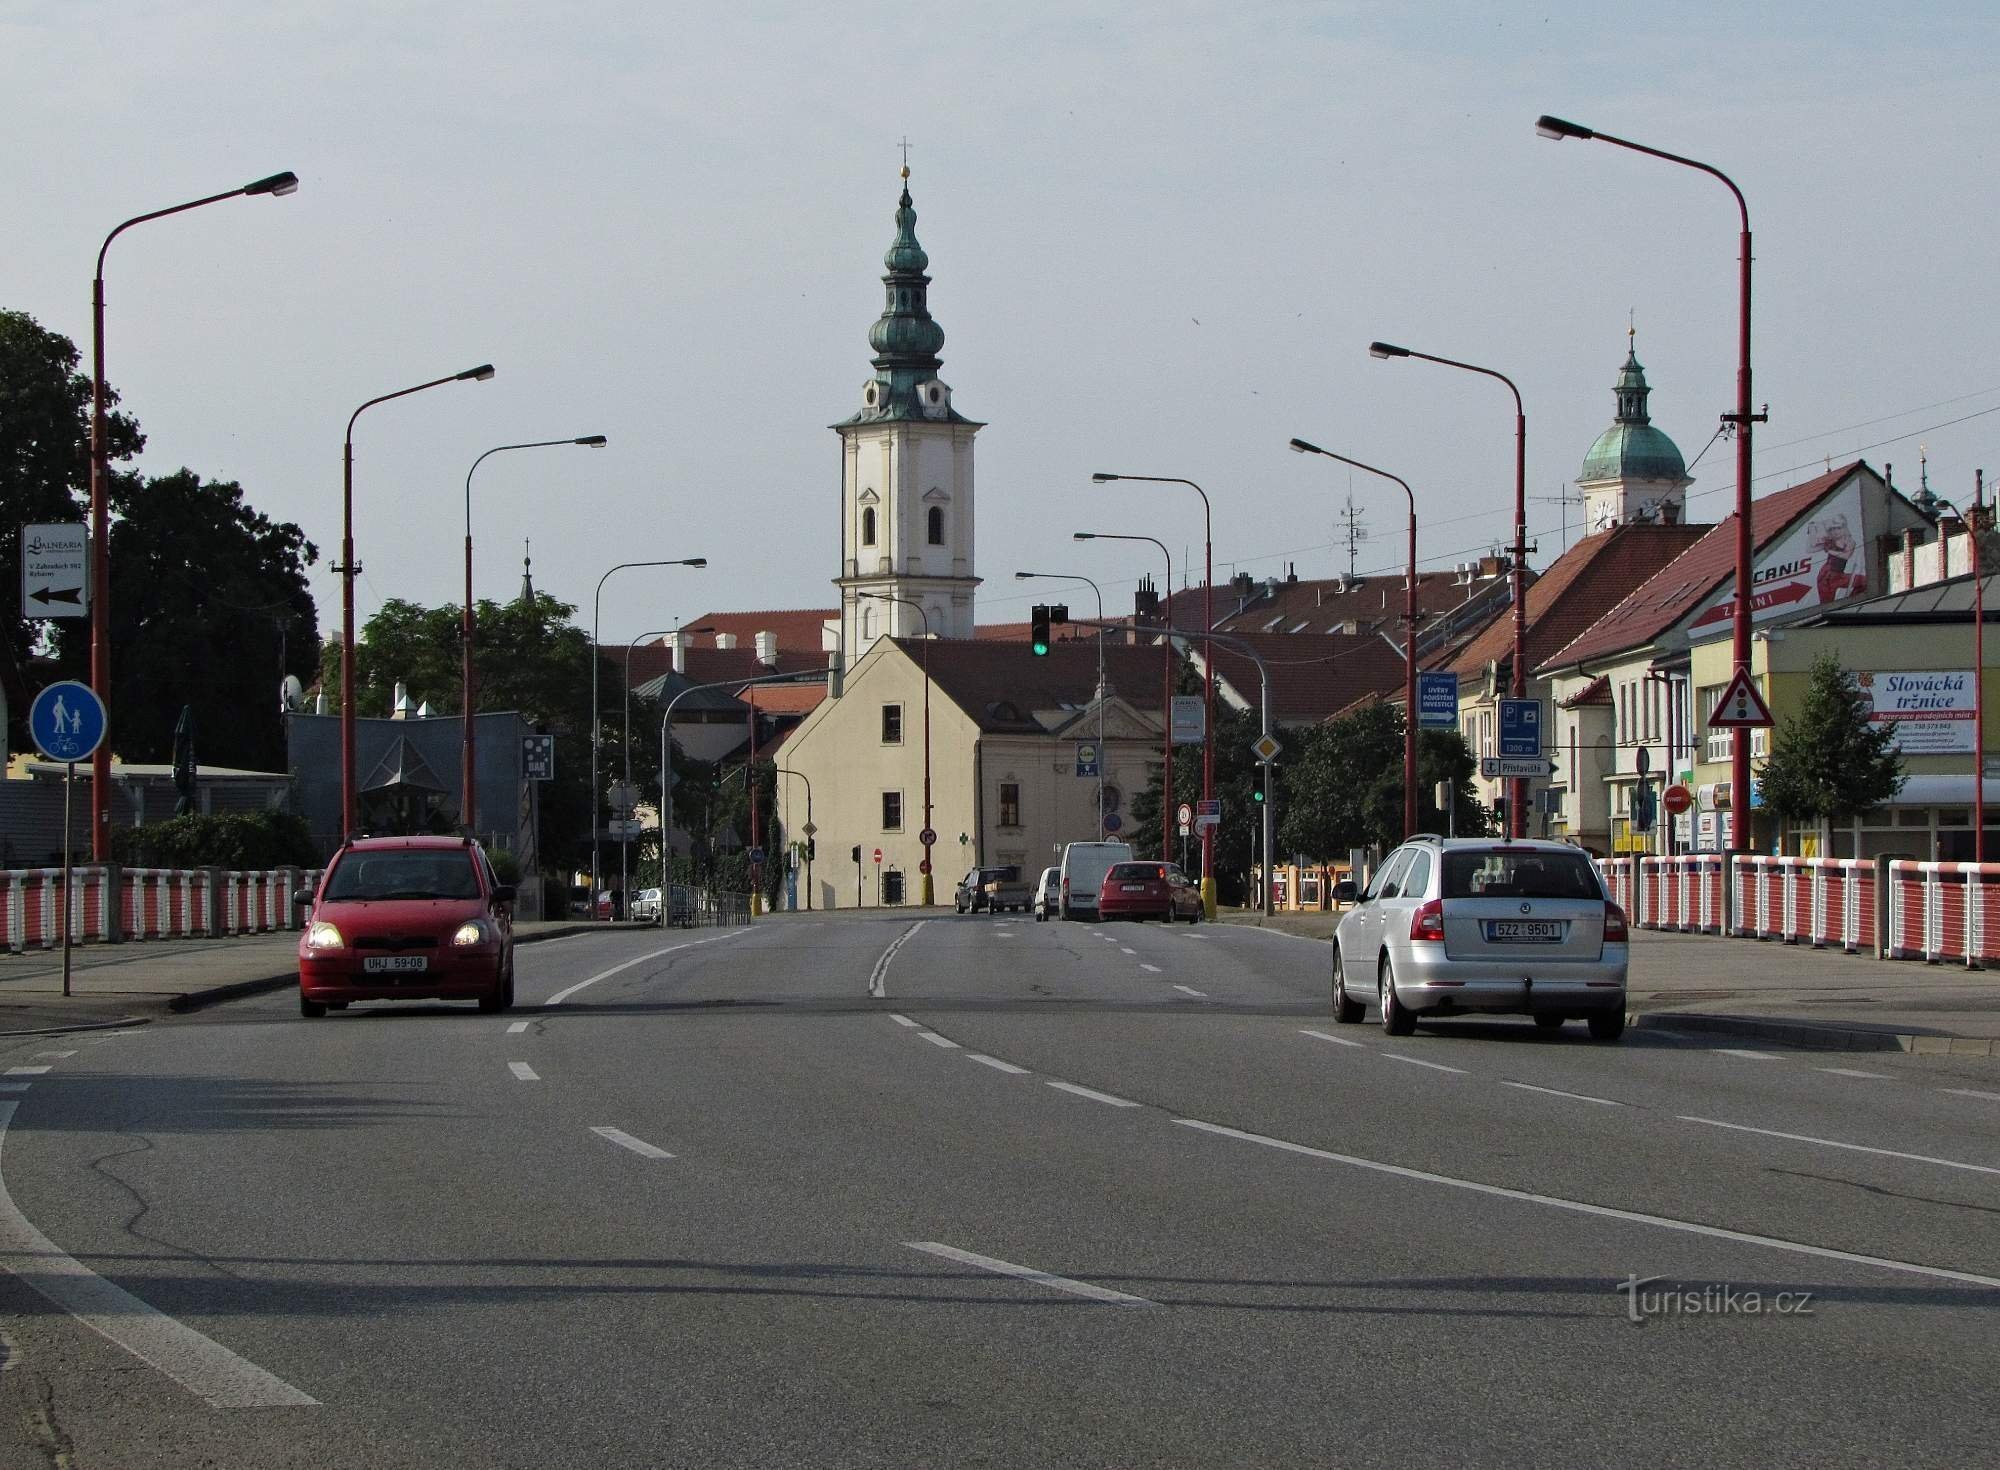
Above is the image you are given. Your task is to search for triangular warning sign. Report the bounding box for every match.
[1707,668,1774,728]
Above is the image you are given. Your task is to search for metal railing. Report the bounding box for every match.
[653,884,752,929]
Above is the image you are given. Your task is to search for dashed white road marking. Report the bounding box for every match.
[505,1021,531,1035]
[1298,1028,1364,1048]
[1817,1067,1889,1080]
[967,1054,1030,1075]
[868,921,927,998]
[1173,1117,2000,1291]
[543,928,753,1007]
[1941,1088,2000,1103]
[508,1062,540,1081]
[1172,984,1207,998]
[917,1031,961,1050]
[1676,1115,2000,1178]
[3,1068,50,1078]
[1046,1080,1140,1109]
[889,1014,921,1028]
[1119,947,1138,956]
[589,1126,674,1160]
[904,1242,1157,1307]
[0,1101,317,1408]
[1499,1080,1622,1107]
[1140,963,1163,973]
[1380,1054,1466,1075]
[0,1085,29,1095]
[1713,1048,1784,1061]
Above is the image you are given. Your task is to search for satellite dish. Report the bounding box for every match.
[281,675,304,712]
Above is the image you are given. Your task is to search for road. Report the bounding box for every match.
[0,910,1995,1468]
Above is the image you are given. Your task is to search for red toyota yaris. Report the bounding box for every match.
[297,836,515,1017]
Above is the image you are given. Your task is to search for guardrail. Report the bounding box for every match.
[2,865,319,953]
[652,885,751,929]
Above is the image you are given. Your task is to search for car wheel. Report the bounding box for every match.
[300,996,327,1019]
[1331,947,1364,1023]
[1534,1014,1565,1032]
[328,1001,350,1011]
[478,970,509,1014]
[1379,956,1416,1036]
[1587,1011,1626,1042]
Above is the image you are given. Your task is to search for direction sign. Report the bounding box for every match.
[1663,783,1693,816]
[1498,698,1542,757]
[605,817,644,840]
[1416,671,1460,731]
[1194,797,1221,831]
[1481,755,1553,779]
[1250,732,1282,763]
[1075,740,1099,777]
[20,524,88,620]
[521,733,554,781]
[1708,668,1774,728]
[919,826,937,846]
[1176,802,1194,827]
[1170,695,1205,746]
[29,681,106,763]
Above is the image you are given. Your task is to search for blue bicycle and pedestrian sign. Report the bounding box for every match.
[29,680,107,763]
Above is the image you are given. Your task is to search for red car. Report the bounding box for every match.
[1095,861,1203,923]
[297,836,516,1017]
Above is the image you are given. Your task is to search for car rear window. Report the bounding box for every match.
[323,851,482,901]
[1443,851,1602,901]
[1107,863,1165,881]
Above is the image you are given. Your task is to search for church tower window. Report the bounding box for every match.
[861,507,877,547]
[927,506,944,545]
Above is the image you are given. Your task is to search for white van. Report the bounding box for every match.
[1058,841,1135,920]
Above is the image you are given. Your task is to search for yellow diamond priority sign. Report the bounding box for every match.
[1251,732,1282,762]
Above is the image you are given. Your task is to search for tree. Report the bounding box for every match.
[0,310,143,746]
[1757,653,1904,830]
[1279,702,1489,859]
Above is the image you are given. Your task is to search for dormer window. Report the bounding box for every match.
[861,507,877,546]
[927,506,944,545]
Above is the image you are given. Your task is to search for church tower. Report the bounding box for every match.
[834,166,982,667]
[1576,333,1693,531]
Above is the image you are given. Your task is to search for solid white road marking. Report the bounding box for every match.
[905,1242,1157,1307]
[1173,1117,2000,1291]
[967,1054,1031,1075]
[506,1021,530,1035]
[0,1085,29,1095]
[31,1052,76,1060]
[917,1031,961,1050]
[1380,1054,1467,1075]
[3,1068,50,1078]
[1713,1049,1784,1061]
[1676,1115,2000,1178]
[0,1101,317,1408]
[589,1126,674,1160]
[543,929,753,1007]
[1499,1080,1622,1107]
[1046,1080,1140,1108]
[1298,1028,1364,1049]
[1941,1088,2000,1103]
[1817,1067,1889,1079]
[1172,984,1207,998]
[1140,963,1163,974]
[508,1062,540,1081]
[889,1014,921,1028]
[869,920,927,998]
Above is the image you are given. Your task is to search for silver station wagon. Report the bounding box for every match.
[1331,837,1630,1040]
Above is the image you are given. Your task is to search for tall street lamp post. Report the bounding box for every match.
[1094,473,1217,918]
[774,767,814,911]
[1937,495,1987,866]
[1074,532,1174,859]
[1368,343,1528,839]
[860,591,935,906]
[462,435,606,835]
[90,169,300,858]
[341,363,496,840]
[593,559,706,915]
[1290,438,1421,840]
[1016,572,1106,837]
[1538,113,1761,852]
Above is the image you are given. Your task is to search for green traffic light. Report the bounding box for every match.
[1032,639,1050,656]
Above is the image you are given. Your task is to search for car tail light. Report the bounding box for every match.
[1061,876,1070,896]
[1604,903,1629,942]
[1409,899,1445,943]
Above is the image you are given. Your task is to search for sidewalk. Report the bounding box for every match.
[0,921,648,1035]
[1217,907,2000,1057]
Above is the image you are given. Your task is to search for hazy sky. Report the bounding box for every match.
[8,2,1998,652]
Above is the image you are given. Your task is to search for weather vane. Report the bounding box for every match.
[898,135,913,176]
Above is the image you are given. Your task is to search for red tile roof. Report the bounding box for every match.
[1560,674,1612,708]
[891,639,1169,734]
[681,609,835,653]
[618,644,825,692]
[1538,462,1867,674]
[1213,571,1495,637]
[1198,631,1411,725]
[744,684,828,715]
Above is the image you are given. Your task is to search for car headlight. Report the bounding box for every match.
[305,921,345,951]
[452,920,495,947]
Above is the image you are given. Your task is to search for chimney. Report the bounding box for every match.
[672,631,687,675]
[391,681,411,721]
[755,631,778,667]
[1231,571,1255,601]
[1286,563,1299,585]
[715,632,738,650]
[1133,574,1160,627]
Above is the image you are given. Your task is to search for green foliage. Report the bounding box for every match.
[487,847,522,886]
[1757,653,1904,823]
[1279,703,1489,859]
[112,810,317,869]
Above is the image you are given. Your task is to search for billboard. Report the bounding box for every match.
[1688,478,1867,639]
[1857,670,1977,754]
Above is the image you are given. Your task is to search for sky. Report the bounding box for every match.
[7,1,1999,657]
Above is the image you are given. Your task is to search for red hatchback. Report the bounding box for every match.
[297,836,516,1017]
[1096,861,1203,923]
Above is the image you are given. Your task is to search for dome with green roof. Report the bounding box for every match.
[1578,346,1688,485]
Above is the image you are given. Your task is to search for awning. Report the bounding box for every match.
[1878,774,2000,807]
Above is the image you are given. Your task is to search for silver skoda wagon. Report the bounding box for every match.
[1331,837,1629,1040]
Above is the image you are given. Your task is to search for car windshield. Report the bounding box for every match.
[323,851,482,902]
[1107,863,1165,881]
[1443,850,1602,901]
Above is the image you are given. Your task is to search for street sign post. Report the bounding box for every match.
[1480,755,1554,779]
[1102,813,1122,834]
[19,524,88,620]
[1170,695,1205,746]
[1416,671,1460,731]
[873,848,883,864]
[918,826,937,846]
[1194,798,1221,831]
[1176,802,1193,828]
[1250,732,1282,763]
[1708,669,1775,728]
[1075,741,1099,777]
[1498,698,1542,756]
[522,734,554,781]
[1663,783,1693,816]
[30,681,106,1001]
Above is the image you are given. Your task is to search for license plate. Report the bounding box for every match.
[1484,920,1564,942]
[1121,884,1147,892]
[363,955,429,974]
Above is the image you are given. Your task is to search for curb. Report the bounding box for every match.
[0,1014,152,1038]
[167,974,295,1013]
[1632,1009,2000,1058]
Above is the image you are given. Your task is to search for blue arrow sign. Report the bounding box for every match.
[29,680,106,764]
[1498,698,1542,757]
[1416,672,1459,730]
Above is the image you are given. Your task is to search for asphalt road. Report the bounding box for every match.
[0,911,1995,1468]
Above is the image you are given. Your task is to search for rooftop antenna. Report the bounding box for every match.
[1335,489,1369,579]
[1532,483,1587,552]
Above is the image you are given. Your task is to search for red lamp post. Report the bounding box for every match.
[89,170,299,858]
[1074,531,1174,858]
[1290,439,1420,840]
[1538,114,1761,852]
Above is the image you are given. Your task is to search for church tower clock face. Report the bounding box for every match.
[833,164,983,668]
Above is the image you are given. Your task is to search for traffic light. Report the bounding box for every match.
[851,844,861,864]
[1252,787,1266,804]
[806,839,816,862]
[1030,605,1051,656]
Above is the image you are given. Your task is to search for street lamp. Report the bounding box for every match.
[860,591,935,906]
[593,558,706,915]
[1016,571,1107,838]
[1537,113,1761,853]
[1094,472,1218,918]
[1368,342,1528,839]
[1290,438,1421,840]
[1075,531,1176,860]
[341,363,495,840]
[1936,496,1987,865]
[461,435,606,835]
[89,169,299,858]
[774,767,814,911]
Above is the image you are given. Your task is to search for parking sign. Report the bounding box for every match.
[1498,698,1542,757]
